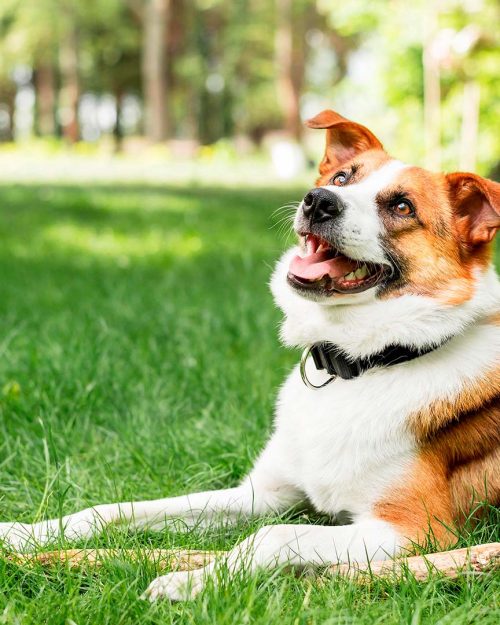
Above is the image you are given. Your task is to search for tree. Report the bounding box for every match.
[59,2,80,142]
[142,0,170,142]
[34,62,56,136]
[422,0,441,171]
[275,0,301,139]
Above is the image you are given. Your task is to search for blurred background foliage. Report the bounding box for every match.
[0,0,498,180]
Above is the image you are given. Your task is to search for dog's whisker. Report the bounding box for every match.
[271,202,300,218]
[271,212,296,238]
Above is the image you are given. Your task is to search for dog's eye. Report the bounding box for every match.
[392,200,414,217]
[332,172,348,186]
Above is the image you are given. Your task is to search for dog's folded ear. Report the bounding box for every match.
[446,172,500,247]
[306,110,383,175]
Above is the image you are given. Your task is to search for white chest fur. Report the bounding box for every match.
[274,364,415,517]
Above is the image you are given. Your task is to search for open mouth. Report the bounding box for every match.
[287,234,389,295]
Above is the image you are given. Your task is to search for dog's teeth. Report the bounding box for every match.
[355,266,368,279]
[345,271,356,280]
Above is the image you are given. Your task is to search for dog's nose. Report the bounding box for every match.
[302,188,343,223]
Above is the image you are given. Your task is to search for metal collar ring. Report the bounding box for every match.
[299,345,337,390]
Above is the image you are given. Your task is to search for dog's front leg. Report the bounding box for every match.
[0,486,276,550]
[143,518,401,601]
[0,442,301,551]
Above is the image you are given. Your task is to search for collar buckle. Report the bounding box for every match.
[300,345,337,390]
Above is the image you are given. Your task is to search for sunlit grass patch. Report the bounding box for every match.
[42,223,204,262]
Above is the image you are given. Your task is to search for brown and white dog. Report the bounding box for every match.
[1,110,499,601]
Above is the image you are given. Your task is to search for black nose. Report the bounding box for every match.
[302,188,343,223]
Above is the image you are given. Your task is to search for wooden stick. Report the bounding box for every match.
[5,548,219,571]
[327,542,500,581]
[3,543,499,581]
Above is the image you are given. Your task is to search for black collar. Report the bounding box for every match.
[300,339,449,389]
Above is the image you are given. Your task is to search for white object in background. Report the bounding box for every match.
[271,141,306,180]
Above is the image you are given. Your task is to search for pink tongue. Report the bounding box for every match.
[289,251,357,281]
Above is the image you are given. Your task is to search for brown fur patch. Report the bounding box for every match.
[421,396,500,476]
[375,384,499,546]
[408,364,500,440]
[377,167,494,305]
[450,447,500,520]
[314,160,495,306]
[374,453,455,547]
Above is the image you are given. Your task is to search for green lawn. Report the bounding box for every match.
[0,182,498,624]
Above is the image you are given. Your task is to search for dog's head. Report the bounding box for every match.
[273,110,500,352]
[287,109,499,304]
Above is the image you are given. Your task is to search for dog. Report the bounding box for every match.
[1,110,499,601]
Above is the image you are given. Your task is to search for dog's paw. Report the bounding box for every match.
[141,569,206,602]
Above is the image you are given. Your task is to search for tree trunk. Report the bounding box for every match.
[59,21,80,143]
[0,84,16,141]
[275,0,302,141]
[35,63,56,136]
[113,89,124,152]
[459,81,480,171]
[422,0,441,171]
[142,0,170,143]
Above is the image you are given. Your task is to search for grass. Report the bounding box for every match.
[0,180,498,624]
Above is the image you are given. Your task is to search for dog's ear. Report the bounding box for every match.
[306,110,383,175]
[446,172,500,247]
